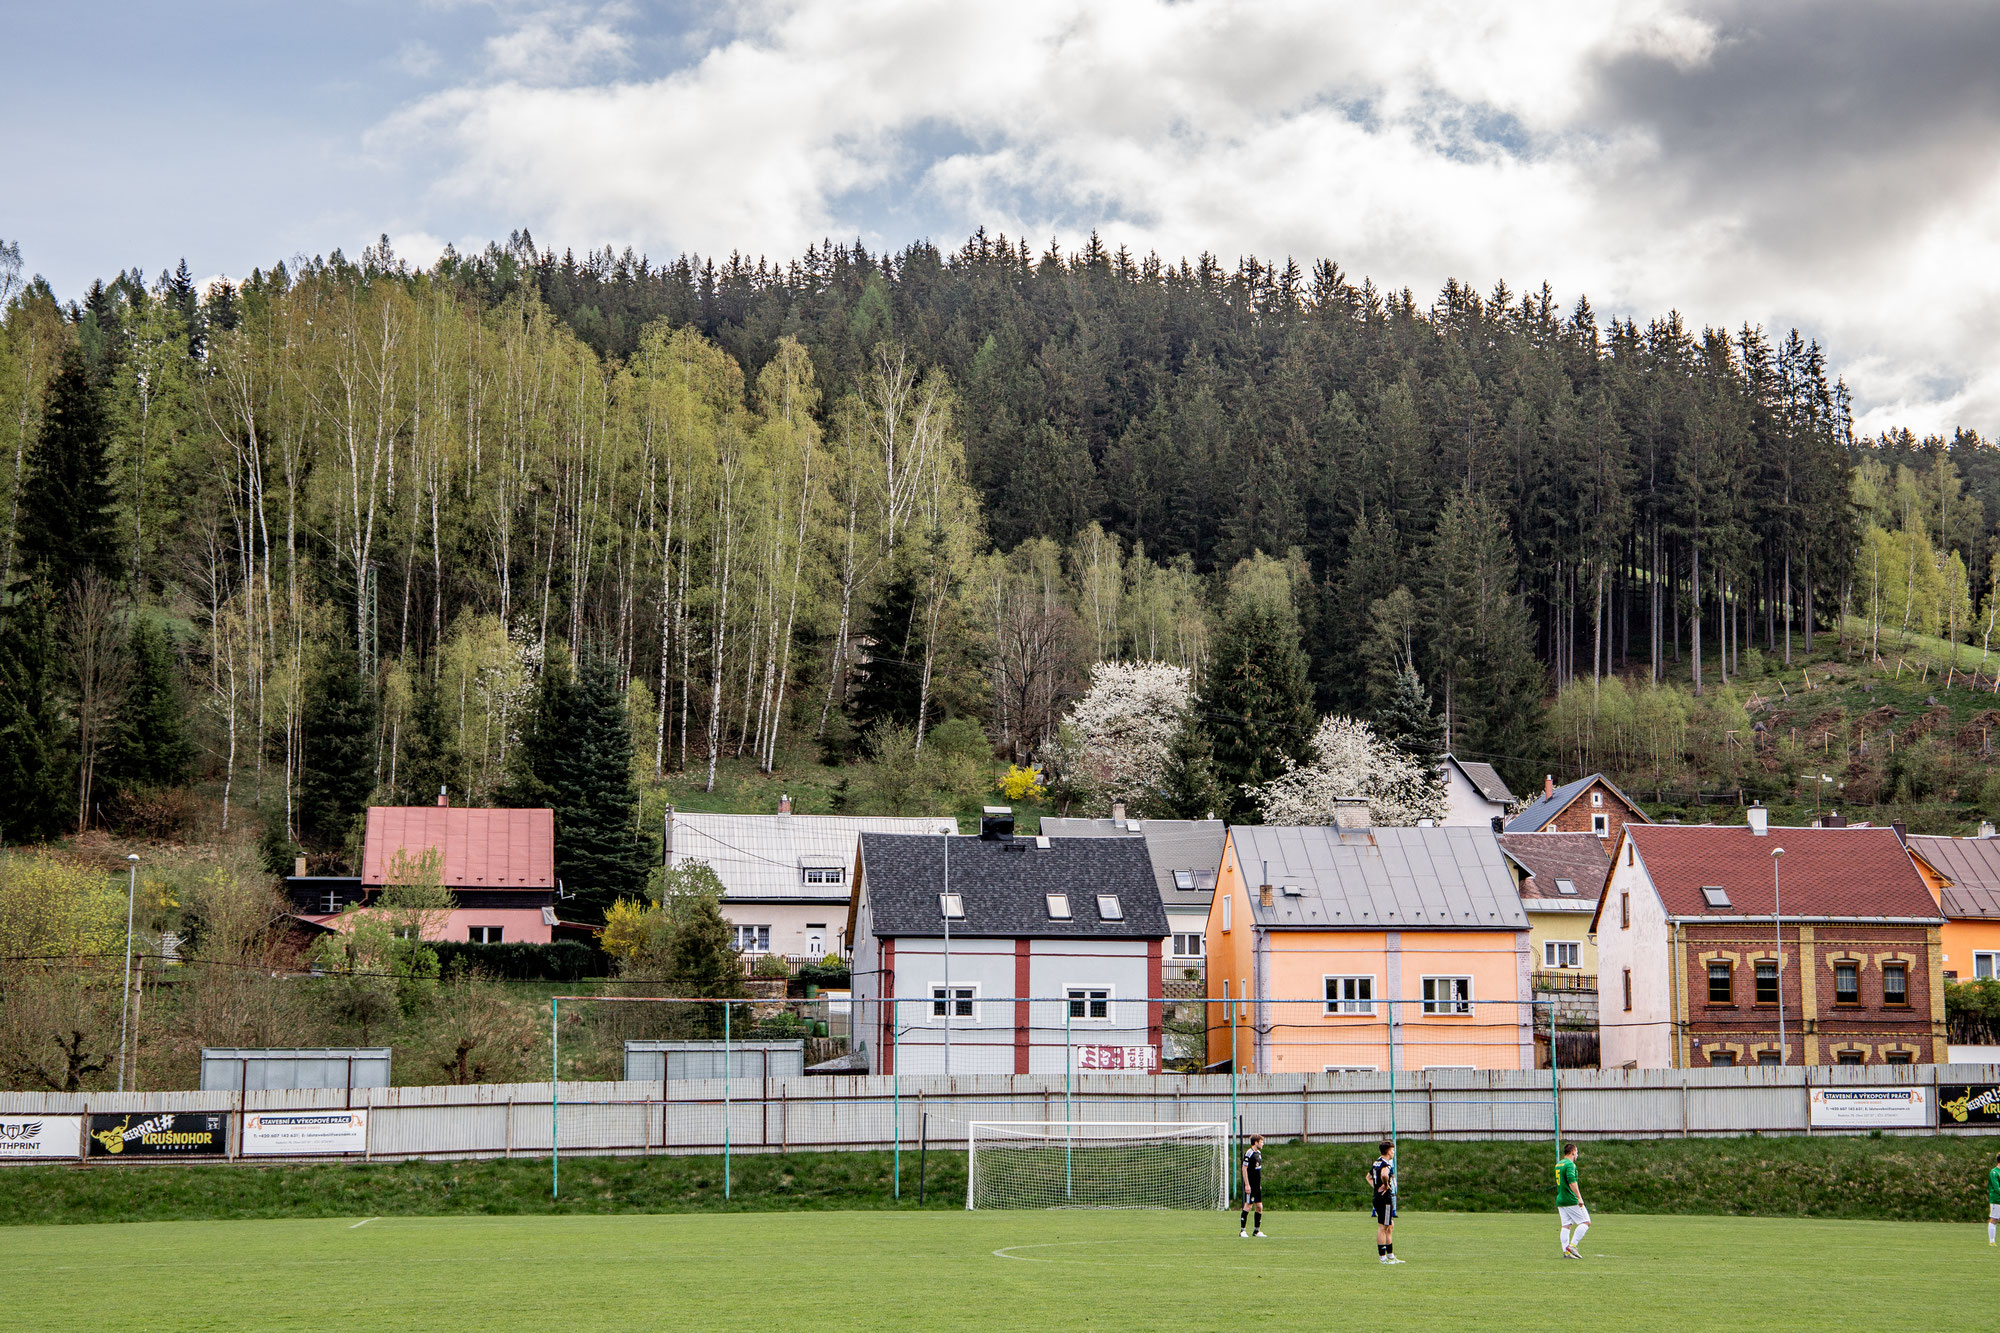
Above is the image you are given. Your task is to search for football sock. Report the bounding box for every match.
[1989,1222,1996,1243]
[1240,1210,1248,1229]
[1559,1224,1571,1250]
[1571,1224,1588,1248]
[1377,1244,1387,1256]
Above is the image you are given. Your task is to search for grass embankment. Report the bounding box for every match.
[8,1136,1997,1228]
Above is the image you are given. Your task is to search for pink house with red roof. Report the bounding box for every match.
[291,805,561,944]
[1592,807,1947,1069]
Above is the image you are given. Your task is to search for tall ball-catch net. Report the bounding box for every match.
[965,1122,1229,1210]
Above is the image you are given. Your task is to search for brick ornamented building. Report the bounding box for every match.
[1593,807,1947,1068]
[1507,773,1650,842]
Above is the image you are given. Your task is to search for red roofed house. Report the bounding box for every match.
[1592,806,1946,1069]
[290,804,560,944]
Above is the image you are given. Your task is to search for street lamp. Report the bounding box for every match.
[116,853,139,1093]
[1771,846,1786,1067]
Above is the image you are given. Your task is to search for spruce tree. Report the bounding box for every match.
[393,669,462,806]
[0,586,72,841]
[847,549,926,733]
[17,343,119,592]
[1199,599,1316,818]
[1420,490,1545,783]
[1373,664,1446,770]
[297,643,378,853]
[1141,706,1226,821]
[497,644,571,810]
[538,651,653,922]
[101,618,193,791]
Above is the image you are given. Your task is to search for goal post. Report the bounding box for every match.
[965,1121,1230,1210]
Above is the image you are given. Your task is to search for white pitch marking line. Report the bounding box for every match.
[349,1218,379,1229]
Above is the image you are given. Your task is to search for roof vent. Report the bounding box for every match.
[1281,884,1305,897]
[1701,885,1731,908]
[1111,801,1127,828]
[980,806,1015,841]
[1982,821,1998,840]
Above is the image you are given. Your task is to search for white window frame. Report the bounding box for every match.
[801,866,845,886]
[1976,951,1999,980]
[930,985,977,1022]
[1222,895,1231,931]
[1543,940,1581,970]
[320,891,344,914]
[1324,974,1376,1016]
[1065,985,1113,1023]
[1421,975,1474,1016]
[1591,791,1604,806]
[1172,931,1204,959]
[939,892,964,919]
[1591,812,1610,837]
[1423,1065,1476,1072]
[1046,893,1072,919]
[1323,1064,1379,1073]
[1554,877,1578,896]
[733,924,771,953]
[1096,894,1124,921]
[468,925,503,944]
[1173,870,1196,891]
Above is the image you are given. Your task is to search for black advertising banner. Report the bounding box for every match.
[87,1112,229,1157]
[1937,1085,2000,1127]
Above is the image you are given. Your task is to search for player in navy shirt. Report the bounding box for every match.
[1239,1134,1266,1237]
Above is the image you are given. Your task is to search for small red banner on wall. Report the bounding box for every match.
[1076,1045,1157,1071]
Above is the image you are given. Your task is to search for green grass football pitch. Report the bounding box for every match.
[5,1209,1997,1332]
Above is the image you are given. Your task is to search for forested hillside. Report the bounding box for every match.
[0,230,1995,883]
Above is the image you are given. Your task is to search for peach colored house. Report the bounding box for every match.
[1204,804,1533,1074]
[1904,834,2000,983]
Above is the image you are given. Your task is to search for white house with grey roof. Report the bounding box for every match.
[1439,753,1516,827]
[848,809,1168,1076]
[665,800,956,961]
[1041,807,1225,982]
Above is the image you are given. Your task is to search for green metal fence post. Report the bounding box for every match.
[1065,1000,1074,1201]
[1226,982,1237,1151]
[1387,997,1397,1150]
[723,999,732,1202]
[550,996,560,1200]
[892,998,901,1201]
[1549,998,1562,1168]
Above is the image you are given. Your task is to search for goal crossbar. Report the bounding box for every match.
[964,1121,1229,1210]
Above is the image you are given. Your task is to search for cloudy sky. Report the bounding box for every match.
[8,1,1998,438]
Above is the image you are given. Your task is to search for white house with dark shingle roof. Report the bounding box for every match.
[1440,754,1516,827]
[1041,811,1225,981]
[848,810,1168,1075]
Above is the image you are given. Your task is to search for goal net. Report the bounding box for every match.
[965,1121,1230,1210]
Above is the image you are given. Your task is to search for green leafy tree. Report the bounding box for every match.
[16,342,119,592]
[297,642,377,854]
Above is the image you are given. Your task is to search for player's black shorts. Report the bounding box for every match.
[1243,1182,1263,1204]
[1371,1195,1396,1224]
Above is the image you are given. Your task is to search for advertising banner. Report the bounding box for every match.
[1807,1086,1929,1128]
[0,1114,84,1160]
[1076,1045,1158,1072]
[241,1109,368,1156]
[1938,1084,2000,1127]
[87,1112,229,1157]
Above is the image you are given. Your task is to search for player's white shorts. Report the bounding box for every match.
[1559,1204,1590,1227]
[1989,1203,2000,1221]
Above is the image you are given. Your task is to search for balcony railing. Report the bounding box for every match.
[1532,970,1599,994]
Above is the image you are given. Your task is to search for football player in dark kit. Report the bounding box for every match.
[1369,1140,1403,1263]
[1239,1134,1266,1237]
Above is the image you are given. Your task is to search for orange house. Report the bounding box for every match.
[1205,804,1533,1074]
[1904,834,2000,982]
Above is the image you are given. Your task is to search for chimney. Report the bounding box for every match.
[1891,819,1908,844]
[1818,812,1847,828]
[293,856,307,879]
[778,792,792,818]
[1111,801,1128,827]
[980,806,1015,841]
[1491,815,1505,834]
[1259,882,1274,908]
[1544,774,1556,800]
[1748,803,1768,836]
[436,785,448,808]
[1331,796,1371,842]
[1982,821,1997,840]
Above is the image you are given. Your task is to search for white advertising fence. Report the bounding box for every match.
[0,1114,84,1160]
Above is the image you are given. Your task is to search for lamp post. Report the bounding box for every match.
[1771,846,1786,1066]
[941,828,952,1078]
[116,853,139,1092]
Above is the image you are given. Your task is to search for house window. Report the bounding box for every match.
[468,926,504,944]
[1708,962,1732,1004]
[1701,886,1731,908]
[1757,1050,1783,1067]
[1046,894,1071,919]
[1422,976,1472,1016]
[1976,952,1998,980]
[1591,791,1604,806]
[1325,975,1375,1015]
[1885,1050,1913,1065]
[1835,1050,1864,1065]
[1591,812,1609,837]
[1096,894,1124,921]
[733,925,771,952]
[1626,842,1634,866]
[1620,893,1630,928]
[1622,968,1632,1012]
[1884,963,1908,1006]
[1172,931,1204,959]
[1755,960,1778,1004]
[1710,1050,1736,1067]
[1834,962,1860,1006]
[1544,941,1581,970]
[1173,870,1196,891]
[939,893,964,919]
[1222,896,1231,931]
[802,866,845,886]
[1554,877,1578,896]
[931,986,975,1020]
[320,891,344,913]
[1066,987,1111,1021]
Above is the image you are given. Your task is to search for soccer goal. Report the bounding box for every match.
[964,1121,1230,1210]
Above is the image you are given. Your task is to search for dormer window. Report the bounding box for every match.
[940,893,964,919]
[1173,870,1196,891]
[802,866,845,886]
[1701,886,1731,908]
[1046,893,1071,919]
[1096,894,1124,920]
[1555,878,1577,896]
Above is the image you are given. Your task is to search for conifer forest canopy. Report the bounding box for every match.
[0,229,1993,863]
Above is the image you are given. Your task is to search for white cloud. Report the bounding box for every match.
[369,0,1998,437]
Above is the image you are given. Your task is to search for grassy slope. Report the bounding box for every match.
[6,1210,1997,1333]
[9,1137,2000,1228]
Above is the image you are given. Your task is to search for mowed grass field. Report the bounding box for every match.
[4,1209,1997,1332]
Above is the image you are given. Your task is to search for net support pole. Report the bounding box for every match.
[1549,998,1562,1166]
[1064,1003,1074,1201]
[550,996,560,1201]
[723,999,732,1202]
[1225,982,1236,1149]
[892,998,901,1201]
[1388,997,1397,1150]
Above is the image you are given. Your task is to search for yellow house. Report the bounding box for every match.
[1904,833,2000,981]
[1205,803,1534,1074]
[1496,832,1610,989]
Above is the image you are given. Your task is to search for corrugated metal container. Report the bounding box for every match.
[200,1048,391,1091]
[624,1041,805,1082]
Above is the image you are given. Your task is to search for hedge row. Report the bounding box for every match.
[431,940,607,980]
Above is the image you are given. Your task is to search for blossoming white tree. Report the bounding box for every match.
[1045,661,1192,814]
[1251,714,1447,827]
